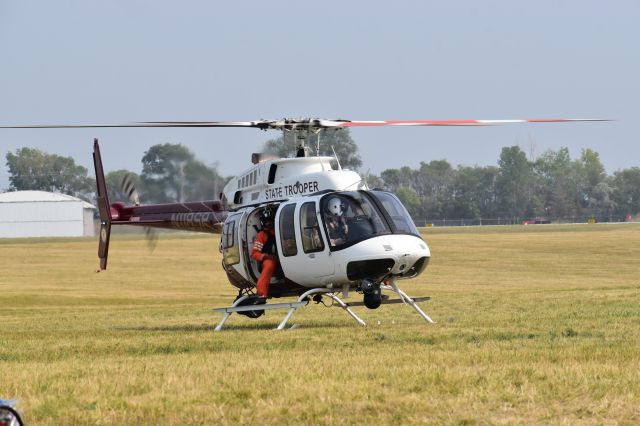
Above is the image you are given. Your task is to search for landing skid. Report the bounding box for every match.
[212,281,435,331]
[212,294,307,331]
[381,280,436,324]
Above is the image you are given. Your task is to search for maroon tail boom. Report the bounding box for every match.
[92,139,229,269]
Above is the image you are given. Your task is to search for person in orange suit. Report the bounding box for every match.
[251,210,279,299]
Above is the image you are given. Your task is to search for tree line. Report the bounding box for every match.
[4,132,640,222]
[379,146,640,221]
[5,144,227,204]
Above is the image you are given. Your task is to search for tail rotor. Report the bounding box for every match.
[120,173,158,252]
[121,173,140,206]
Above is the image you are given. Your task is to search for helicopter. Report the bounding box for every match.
[1,117,607,330]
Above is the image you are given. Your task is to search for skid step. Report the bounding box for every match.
[213,301,307,314]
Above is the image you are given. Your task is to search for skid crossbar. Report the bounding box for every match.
[276,288,366,330]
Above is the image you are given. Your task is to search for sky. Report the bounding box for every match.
[0,1,637,190]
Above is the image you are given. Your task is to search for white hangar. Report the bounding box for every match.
[0,190,96,238]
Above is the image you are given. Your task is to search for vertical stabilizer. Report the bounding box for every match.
[93,139,112,270]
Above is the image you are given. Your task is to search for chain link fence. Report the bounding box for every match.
[417,216,631,227]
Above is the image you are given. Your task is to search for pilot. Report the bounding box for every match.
[251,209,279,299]
[325,197,349,245]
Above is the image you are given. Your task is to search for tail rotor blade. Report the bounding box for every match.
[145,227,158,253]
[119,172,156,252]
[120,173,140,206]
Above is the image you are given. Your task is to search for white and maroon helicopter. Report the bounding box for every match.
[1,117,606,330]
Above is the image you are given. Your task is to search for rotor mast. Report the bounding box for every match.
[275,118,341,158]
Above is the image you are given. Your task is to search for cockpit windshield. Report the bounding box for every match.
[321,191,421,250]
[370,191,421,236]
[321,192,390,248]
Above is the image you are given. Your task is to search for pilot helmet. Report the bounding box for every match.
[260,209,274,227]
[327,197,345,217]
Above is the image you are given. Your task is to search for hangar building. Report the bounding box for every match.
[0,190,96,238]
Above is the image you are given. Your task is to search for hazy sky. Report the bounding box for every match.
[0,1,637,190]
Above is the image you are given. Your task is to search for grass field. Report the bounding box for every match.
[1,224,639,424]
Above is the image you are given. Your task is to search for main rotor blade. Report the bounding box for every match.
[0,121,266,129]
[335,118,611,127]
[0,118,610,130]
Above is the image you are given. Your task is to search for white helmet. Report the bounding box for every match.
[327,197,345,217]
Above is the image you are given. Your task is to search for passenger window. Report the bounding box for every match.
[268,164,277,184]
[300,202,324,253]
[279,204,297,256]
[222,220,235,248]
[221,219,240,266]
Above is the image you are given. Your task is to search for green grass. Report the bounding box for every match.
[1,224,639,424]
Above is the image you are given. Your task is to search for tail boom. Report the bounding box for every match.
[109,201,227,233]
[92,139,228,270]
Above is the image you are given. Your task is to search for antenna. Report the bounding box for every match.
[331,145,342,170]
[528,132,537,162]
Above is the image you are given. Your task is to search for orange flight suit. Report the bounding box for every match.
[251,228,278,298]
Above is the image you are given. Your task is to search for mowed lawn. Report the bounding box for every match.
[1,224,639,424]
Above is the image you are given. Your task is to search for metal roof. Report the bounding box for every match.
[0,190,95,209]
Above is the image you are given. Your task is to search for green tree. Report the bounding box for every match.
[496,146,531,217]
[577,148,606,215]
[533,147,587,218]
[5,147,94,200]
[449,166,498,219]
[416,160,455,219]
[611,167,640,216]
[381,160,456,220]
[581,148,606,189]
[140,143,225,203]
[587,180,616,218]
[262,128,362,171]
[381,166,414,190]
[394,187,422,220]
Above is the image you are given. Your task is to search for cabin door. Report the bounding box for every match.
[276,201,334,282]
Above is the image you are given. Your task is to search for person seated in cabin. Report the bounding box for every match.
[304,223,323,251]
[251,209,279,299]
[300,203,323,252]
[325,196,349,246]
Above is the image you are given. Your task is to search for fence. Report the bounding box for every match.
[418,216,629,227]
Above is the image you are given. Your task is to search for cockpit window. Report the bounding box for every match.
[321,192,390,249]
[371,191,421,236]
